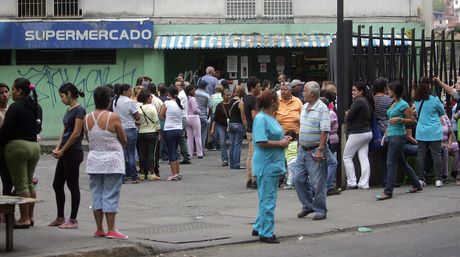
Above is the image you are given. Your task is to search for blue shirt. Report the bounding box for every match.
[386,99,409,136]
[252,112,286,177]
[200,74,218,96]
[415,95,445,141]
[299,100,330,147]
[194,88,211,120]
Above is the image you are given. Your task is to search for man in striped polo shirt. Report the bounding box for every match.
[293,81,333,221]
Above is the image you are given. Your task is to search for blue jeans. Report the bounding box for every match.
[252,175,279,238]
[384,135,421,197]
[403,143,418,157]
[228,122,245,169]
[215,124,228,162]
[123,128,138,180]
[326,151,338,191]
[200,117,208,150]
[293,146,331,216]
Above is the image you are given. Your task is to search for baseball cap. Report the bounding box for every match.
[291,79,304,87]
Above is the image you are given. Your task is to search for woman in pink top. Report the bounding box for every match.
[440,114,455,180]
[185,85,203,158]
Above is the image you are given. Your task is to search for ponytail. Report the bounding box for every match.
[176,98,183,110]
[114,84,131,107]
[12,78,42,133]
[353,81,375,111]
[59,83,85,98]
[168,86,183,110]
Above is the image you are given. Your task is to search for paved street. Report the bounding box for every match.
[1,144,460,257]
[159,216,460,257]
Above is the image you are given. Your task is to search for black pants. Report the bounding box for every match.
[0,147,13,195]
[138,132,160,176]
[52,149,83,220]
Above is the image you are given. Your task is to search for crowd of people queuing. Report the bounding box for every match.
[1,67,460,243]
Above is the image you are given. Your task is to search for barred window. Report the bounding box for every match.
[18,0,46,18]
[226,0,256,20]
[263,0,293,19]
[54,0,82,17]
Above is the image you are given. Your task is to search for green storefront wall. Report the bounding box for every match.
[1,48,165,139]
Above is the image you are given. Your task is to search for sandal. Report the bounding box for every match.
[406,187,423,193]
[375,193,392,201]
[59,220,78,229]
[48,218,65,226]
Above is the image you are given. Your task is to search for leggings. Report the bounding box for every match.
[4,140,40,195]
[52,149,83,220]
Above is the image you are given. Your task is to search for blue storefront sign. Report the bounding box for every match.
[0,20,154,49]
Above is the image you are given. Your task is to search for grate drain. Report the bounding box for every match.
[125,222,228,235]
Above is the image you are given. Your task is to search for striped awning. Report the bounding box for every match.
[153,33,411,49]
[154,34,334,49]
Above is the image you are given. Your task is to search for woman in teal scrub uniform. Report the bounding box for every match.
[251,90,291,244]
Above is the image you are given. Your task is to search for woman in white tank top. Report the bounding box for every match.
[84,86,129,240]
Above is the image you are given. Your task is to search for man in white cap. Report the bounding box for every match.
[291,79,305,102]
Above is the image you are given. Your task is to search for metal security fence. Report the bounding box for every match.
[351,26,460,112]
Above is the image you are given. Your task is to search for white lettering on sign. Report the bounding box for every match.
[24,29,153,41]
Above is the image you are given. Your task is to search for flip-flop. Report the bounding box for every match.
[406,187,423,193]
[13,223,30,229]
[375,194,391,201]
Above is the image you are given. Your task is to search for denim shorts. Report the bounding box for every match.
[89,173,123,213]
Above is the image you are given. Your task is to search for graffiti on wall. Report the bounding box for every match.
[183,69,200,85]
[17,59,137,108]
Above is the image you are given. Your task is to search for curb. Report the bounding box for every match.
[34,244,153,257]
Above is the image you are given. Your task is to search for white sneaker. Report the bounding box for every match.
[419,180,426,187]
[435,180,444,187]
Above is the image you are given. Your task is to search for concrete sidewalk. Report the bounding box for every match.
[1,147,460,257]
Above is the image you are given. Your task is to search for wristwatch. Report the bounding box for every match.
[318,146,325,152]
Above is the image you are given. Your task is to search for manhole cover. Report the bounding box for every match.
[125,222,228,235]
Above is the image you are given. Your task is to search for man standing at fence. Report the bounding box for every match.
[293,81,332,221]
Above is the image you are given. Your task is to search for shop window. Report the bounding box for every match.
[263,0,293,19]
[0,51,12,65]
[54,0,82,17]
[226,0,256,20]
[18,0,46,18]
[16,49,116,65]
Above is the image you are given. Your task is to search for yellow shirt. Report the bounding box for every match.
[275,96,303,134]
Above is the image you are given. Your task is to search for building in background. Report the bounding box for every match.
[0,0,431,138]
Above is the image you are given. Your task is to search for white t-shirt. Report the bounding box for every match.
[178,90,188,117]
[164,100,183,131]
[112,95,138,129]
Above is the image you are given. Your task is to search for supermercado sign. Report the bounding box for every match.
[0,21,154,49]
